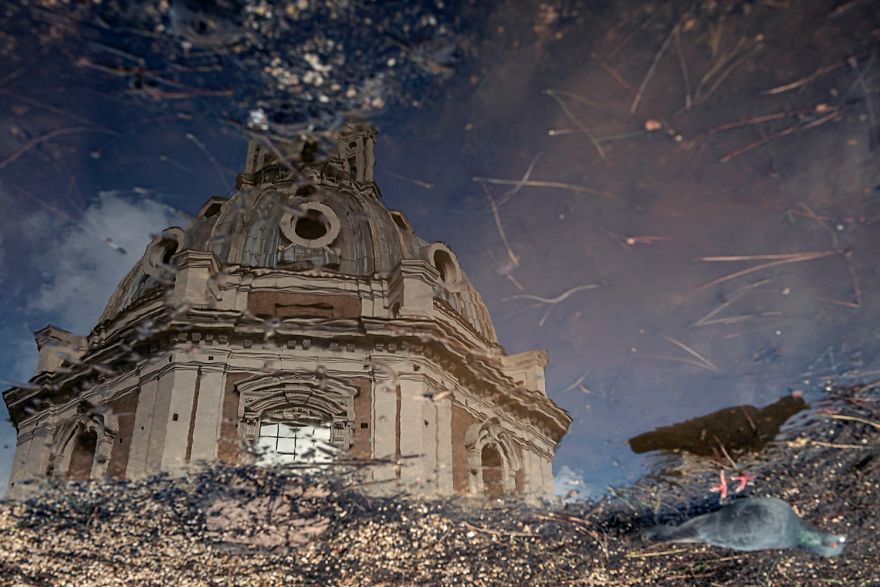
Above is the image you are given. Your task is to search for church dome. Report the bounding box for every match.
[96,126,499,344]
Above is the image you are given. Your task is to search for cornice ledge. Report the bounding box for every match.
[174,249,221,273]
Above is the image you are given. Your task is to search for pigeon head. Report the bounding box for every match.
[800,529,846,557]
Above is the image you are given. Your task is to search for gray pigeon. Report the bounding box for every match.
[645,497,846,557]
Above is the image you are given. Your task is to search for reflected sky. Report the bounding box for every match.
[1,0,879,496]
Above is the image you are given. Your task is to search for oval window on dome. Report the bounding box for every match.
[142,227,186,278]
[428,243,462,290]
[279,202,340,248]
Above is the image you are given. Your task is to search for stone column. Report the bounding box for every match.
[8,421,55,494]
[398,377,426,491]
[525,449,542,495]
[541,456,554,496]
[144,369,175,475]
[7,436,31,491]
[434,396,454,495]
[371,376,397,485]
[128,376,159,479]
[188,368,227,463]
[159,366,200,474]
[420,396,438,495]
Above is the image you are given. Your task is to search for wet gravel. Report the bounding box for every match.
[0,383,877,586]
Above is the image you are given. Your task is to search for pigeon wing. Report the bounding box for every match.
[644,520,702,543]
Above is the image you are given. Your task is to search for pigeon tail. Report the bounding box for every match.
[644,521,700,543]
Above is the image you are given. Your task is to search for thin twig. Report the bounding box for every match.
[714,439,738,468]
[692,279,772,327]
[849,54,879,150]
[534,512,601,540]
[701,251,836,262]
[186,132,229,188]
[461,521,535,538]
[602,63,635,102]
[708,108,814,134]
[560,369,593,395]
[495,153,543,206]
[696,250,838,290]
[698,314,782,327]
[827,413,880,430]
[503,284,599,327]
[0,126,117,169]
[755,200,862,225]
[799,203,838,246]
[472,176,611,198]
[698,36,746,96]
[694,42,763,106]
[483,185,520,279]
[810,440,870,449]
[549,129,646,143]
[483,242,524,291]
[503,284,599,305]
[762,51,870,95]
[625,548,691,559]
[740,407,757,432]
[631,23,679,113]
[541,88,611,111]
[673,26,692,110]
[661,334,718,372]
[843,248,863,307]
[635,354,717,372]
[0,89,113,131]
[829,0,871,18]
[719,110,841,163]
[607,352,634,399]
[379,169,434,189]
[543,90,606,158]
[602,63,636,95]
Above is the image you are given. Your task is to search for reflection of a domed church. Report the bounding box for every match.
[4,125,571,499]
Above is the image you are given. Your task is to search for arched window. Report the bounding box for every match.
[480,445,505,498]
[256,419,337,465]
[67,429,98,480]
[50,413,117,483]
[236,372,359,467]
[465,419,522,497]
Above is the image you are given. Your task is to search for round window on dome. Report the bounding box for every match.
[280,202,340,249]
[294,209,329,240]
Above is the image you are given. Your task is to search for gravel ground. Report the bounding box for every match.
[0,383,877,586]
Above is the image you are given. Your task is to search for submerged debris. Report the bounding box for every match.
[628,393,808,458]
[0,383,876,585]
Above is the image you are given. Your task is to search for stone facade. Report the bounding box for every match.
[3,125,571,500]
